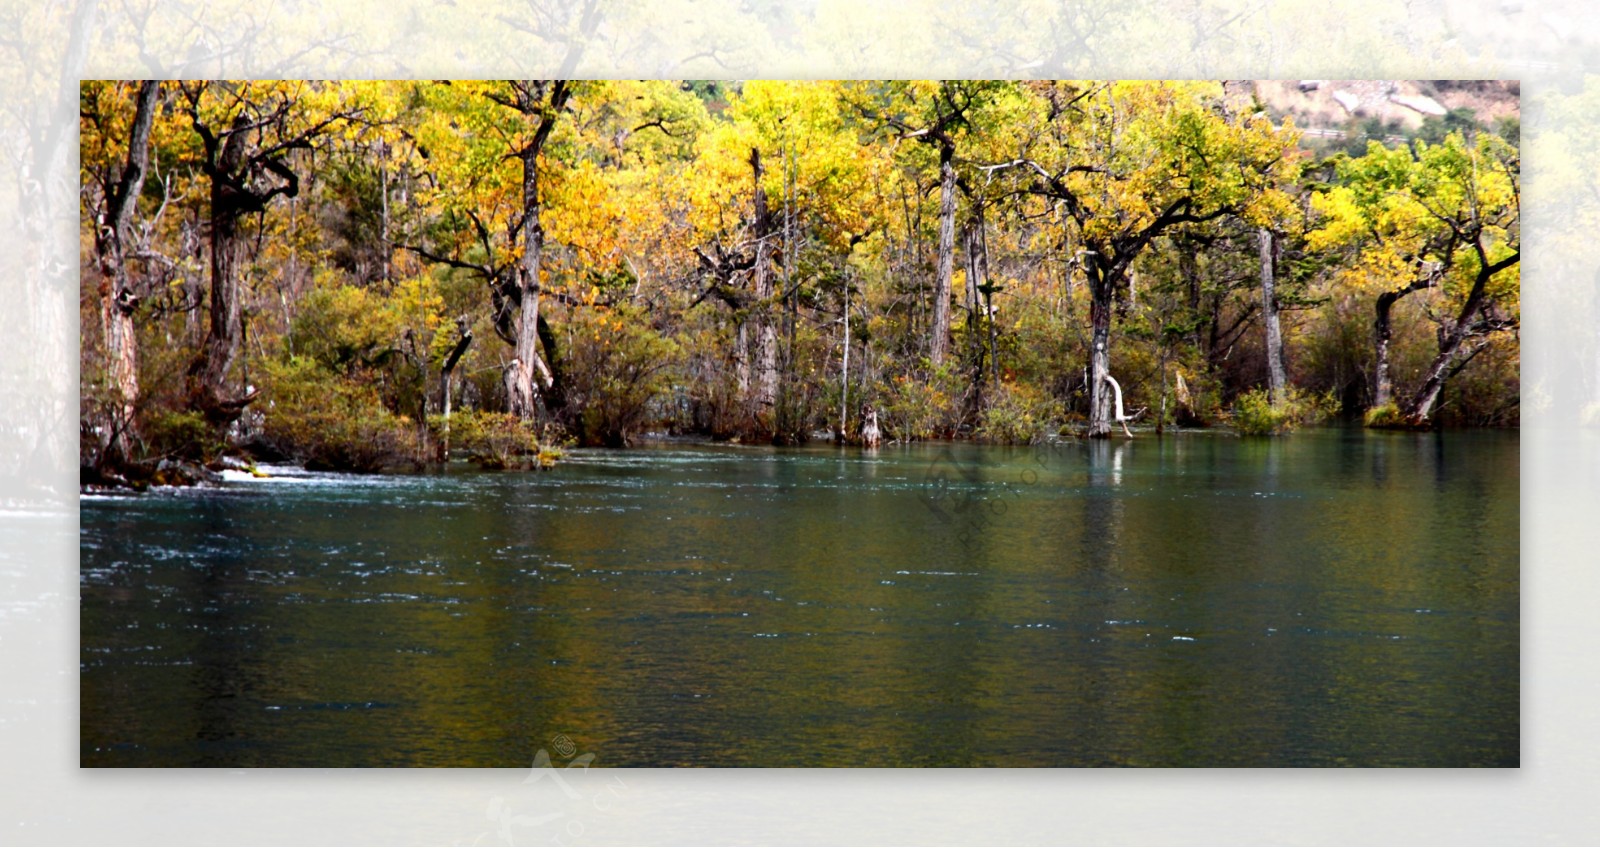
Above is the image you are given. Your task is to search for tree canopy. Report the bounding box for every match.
[78,79,1520,480]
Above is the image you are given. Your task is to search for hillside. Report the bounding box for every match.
[1255,79,1520,138]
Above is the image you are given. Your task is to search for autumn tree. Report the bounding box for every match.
[179,81,364,426]
[1309,131,1520,426]
[843,80,1024,369]
[1010,81,1298,437]
[680,81,891,440]
[73,78,1523,484]
[408,80,712,438]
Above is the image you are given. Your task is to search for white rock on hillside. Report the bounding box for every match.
[1391,94,1447,116]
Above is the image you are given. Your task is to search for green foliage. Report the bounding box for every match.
[142,409,225,461]
[1414,107,1481,148]
[261,356,422,472]
[288,283,403,373]
[975,383,1061,444]
[1338,115,1403,157]
[1433,341,1519,427]
[559,305,682,447]
[320,156,391,285]
[1231,388,1339,435]
[1363,402,1408,429]
[1494,115,1520,147]
[430,410,543,469]
[877,362,962,441]
[77,79,1520,491]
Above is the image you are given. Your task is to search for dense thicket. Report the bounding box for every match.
[79,80,1519,478]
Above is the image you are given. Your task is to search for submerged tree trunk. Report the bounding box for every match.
[95,80,161,463]
[931,144,957,367]
[1086,258,1116,438]
[1259,228,1287,404]
[1373,293,1396,409]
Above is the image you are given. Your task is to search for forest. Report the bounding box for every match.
[78,79,1521,481]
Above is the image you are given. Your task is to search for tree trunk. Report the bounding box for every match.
[838,269,851,443]
[750,148,778,424]
[1405,339,1473,424]
[776,144,800,443]
[1372,287,1405,409]
[1259,228,1288,404]
[536,311,567,412]
[1156,347,1170,436]
[962,218,985,408]
[1402,255,1513,423]
[95,80,160,463]
[734,320,751,397]
[1087,259,1116,439]
[985,279,1000,391]
[438,319,472,461]
[931,144,957,367]
[192,118,254,425]
[1180,242,1201,315]
[500,80,571,421]
[509,148,546,420]
[979,212,999,390]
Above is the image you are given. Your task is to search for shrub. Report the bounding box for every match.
[878,362,961,441]
[975,383,1061,445]
[1363,402,1408,429]
[261,356,422,472]
[142,409,225,462]
[287,282,402,373]
[429,410,542,469]
[1232,387,1339,435]
[559,305,680,447]
[1362,401,1444,431]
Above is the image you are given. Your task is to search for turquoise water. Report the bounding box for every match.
[80,429,1518,766]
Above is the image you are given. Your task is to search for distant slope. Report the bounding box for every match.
[1255,79,1520,135]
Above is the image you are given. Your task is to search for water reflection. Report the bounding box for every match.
[81,429,1518,766]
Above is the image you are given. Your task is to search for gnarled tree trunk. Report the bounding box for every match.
[508,146,547,420]
[94,80,161,464]
[1401,251,1519,423]
[191,114,267,426]
[500,79,571,422]
[1086,257,1116,439]
[750,148,778,426]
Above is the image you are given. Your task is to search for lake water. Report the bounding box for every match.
[80,428,1519,767]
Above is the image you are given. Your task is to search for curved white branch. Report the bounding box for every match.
[1105,374,1135,438]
